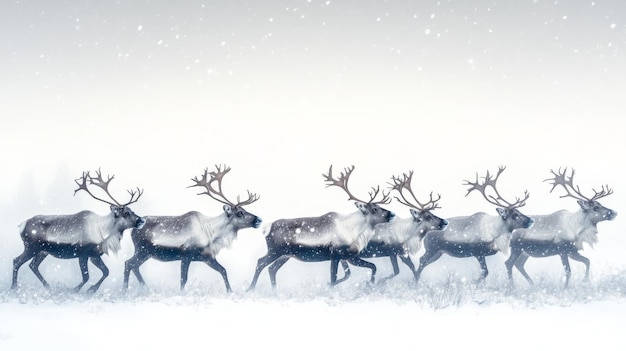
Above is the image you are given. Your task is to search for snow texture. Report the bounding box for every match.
[2,0,626,350]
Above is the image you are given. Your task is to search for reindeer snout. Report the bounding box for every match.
[440,219,449,230]
[136,217,146,229]
[524,217,535,229]
[387,212,395,221]
[253,217,262,228]
[608,210,617,220]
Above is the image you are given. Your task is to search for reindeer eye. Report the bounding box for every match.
[237,211,244,217]
[123,211,130,218]
[513,214,519,220]
[593,205,599,211]
[372,208,379,214]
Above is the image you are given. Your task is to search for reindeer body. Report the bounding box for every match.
[413,166,533,283]
[141,212,240,255]
[415,211,534,282]
[505,168,617,287]
[342,209,449,281]
[273,212,376,253]
[267,213,369,263]
[22,211,133,254]
[511,209,608,248]
[12,206,145,293]
[438,212,518,251]
[247,165,395,290]
[506,202,617,287]
[12,170,144,293]
[248,203,394,290]
[124,209,261,292]
[124,165,261,293]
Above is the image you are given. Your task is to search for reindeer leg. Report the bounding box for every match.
[86,256,109,294]
[560,254,572,288]
[398,254,420,283]
[399,254,417,274]
[12,248,37,289]
[335,260,352,284]
[248,252,283,291]
[74,256,90,292]
[476,255,489,282]
[180,258,191,290]
[568,251,591,282]
[415,250,442,283]
[389,255,401,279]
[330,257,340,286]
[513,253,534,285]
[346,257,377,285]
[28,252,50,289]
[505,247,521,283]
[268,257,290,288]
[124,253,150,289]
[205,258,232,293]
[378,255,400,282]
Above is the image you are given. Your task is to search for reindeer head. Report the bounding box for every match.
[189,165,262,230]
[323,165,395,227]
[389,170,448,236]
[464,166,534,232]
[74,168,146,232]
[546,168,617,224]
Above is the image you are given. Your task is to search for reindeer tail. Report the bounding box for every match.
[262,223,272,237]
[17,221,26,233]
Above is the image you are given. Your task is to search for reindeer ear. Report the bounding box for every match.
[354,202,368,214]
[410,208,422,222]
[110,205,121,218]
[577,200,590,210]
[496,207,507,219]
[223,204,233,216]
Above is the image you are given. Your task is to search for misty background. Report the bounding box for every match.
[0,0,624,292]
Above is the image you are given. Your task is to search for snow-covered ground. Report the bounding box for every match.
[2,270,626,350]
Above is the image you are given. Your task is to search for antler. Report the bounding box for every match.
[323,165,390,204]
[189,165,259,207]
[389,171,441,211]
[545,167,613,202]
[464,166,529,209]
[74,168,143,207]
[236,190,261,207]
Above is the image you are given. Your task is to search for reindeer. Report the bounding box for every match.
[247,165,394,290]
[12,169,145,293]
[338,171,449,281]
[414,166,534,283]
[123,165,261,292]
[506,168,617,287]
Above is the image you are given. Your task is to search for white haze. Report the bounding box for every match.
[1,1,626,350]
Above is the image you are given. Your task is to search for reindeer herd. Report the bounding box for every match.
[9,165,617,294]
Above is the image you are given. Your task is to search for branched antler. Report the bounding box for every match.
[389,171,441,211]
[545,167,613,202]
[189,165,259,207]
[236,190,261,207]
[464,166,528,209]
[323,165,390,204]
[74,168,143,207]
